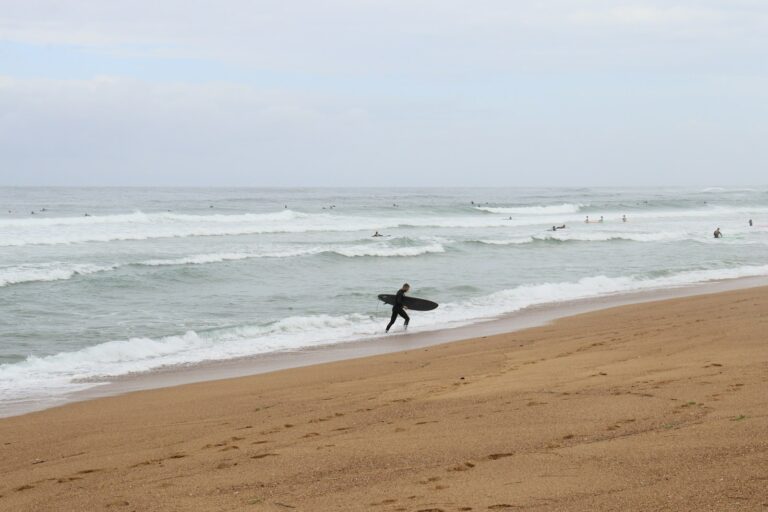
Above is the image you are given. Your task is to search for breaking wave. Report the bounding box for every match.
[3,264,768,404]
[475,203,583,215]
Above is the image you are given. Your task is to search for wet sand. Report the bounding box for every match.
[1,286,767,511]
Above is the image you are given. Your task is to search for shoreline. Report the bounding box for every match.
[1,283,766,511]
[4,274,768,419]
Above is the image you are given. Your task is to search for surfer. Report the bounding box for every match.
[585,216,590,223]
[372,231,384,237]
[622,215,627,222]
[713,227,722,239]
[749,219,753,227]
[385,283,410,333]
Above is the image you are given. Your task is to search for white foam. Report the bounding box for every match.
[0,243,447,287]
[138,248,326,267]
[476,237,534,245]
[540,231,690,243]
[3,264,768,405]
[476,203,583,215]
[0,263,115,287]
[332,243,445,258]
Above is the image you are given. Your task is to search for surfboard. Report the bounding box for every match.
[378,294,439,311]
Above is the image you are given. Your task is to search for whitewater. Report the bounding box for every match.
[1,186,767,413]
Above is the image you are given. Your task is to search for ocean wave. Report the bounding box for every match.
[0,243,446,287]
[3,263,768,404]
[331,243,445,258]
[0,209,502,246]
[474,237,534,245]
[475,203,583,215]
[137,248,326,267]
[0,263,115,287]
[0,312,382,402]
[4,204,768,247]
[474,231,689,245]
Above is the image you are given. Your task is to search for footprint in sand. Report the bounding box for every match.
[250,453,278,459]
[448,462,475,472]
[56,476,83,483]
[368,498,397,506]
[131,454,186,467]
[76,468,102,474]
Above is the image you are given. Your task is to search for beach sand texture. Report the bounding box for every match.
[1,287,767,511]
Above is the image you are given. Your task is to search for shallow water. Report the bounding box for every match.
[1,186,766,408]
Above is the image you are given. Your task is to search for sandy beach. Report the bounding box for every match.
[1,286,767,511]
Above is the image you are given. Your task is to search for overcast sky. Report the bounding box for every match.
[1,1,767,186]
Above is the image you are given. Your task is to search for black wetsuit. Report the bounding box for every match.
[386,289,410,332]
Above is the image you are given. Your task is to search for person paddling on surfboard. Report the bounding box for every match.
[386,283,410,333]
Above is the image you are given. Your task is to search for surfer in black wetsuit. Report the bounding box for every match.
[386,283,410,333]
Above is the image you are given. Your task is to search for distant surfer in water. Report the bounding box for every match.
[713,227,722,238]
[386,283,410,333]
[372,231,384,237]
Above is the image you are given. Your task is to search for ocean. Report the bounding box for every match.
[1,186,766,414]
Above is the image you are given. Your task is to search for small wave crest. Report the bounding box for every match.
[0,263,115,287]
[331,243,445,258]
[475,203,583,215]
[0,243,446,287]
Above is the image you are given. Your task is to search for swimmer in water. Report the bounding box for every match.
[713,227,722,238]
[372,231,384,237]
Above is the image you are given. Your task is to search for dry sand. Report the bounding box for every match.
[1,287,767,511]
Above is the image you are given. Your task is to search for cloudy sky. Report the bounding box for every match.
[1,1,767,186]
